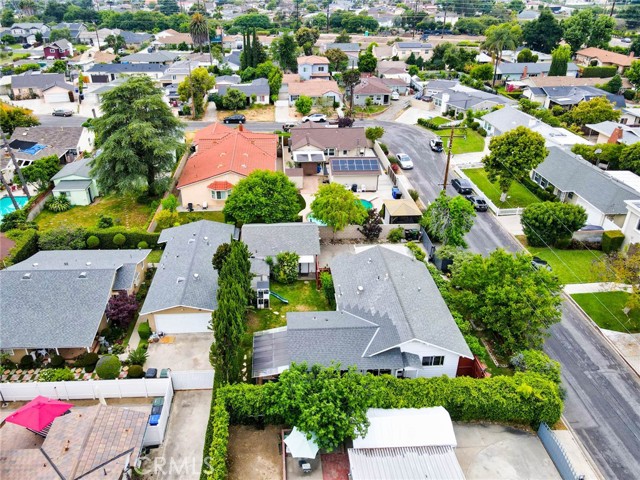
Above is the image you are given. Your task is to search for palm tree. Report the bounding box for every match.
[484,23,522,88]
[190,13,213,66]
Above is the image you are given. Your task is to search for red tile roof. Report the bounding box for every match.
[576,47,634,67]
[297,55,330,65]
[177,123,278,188]
[207,180,234,190]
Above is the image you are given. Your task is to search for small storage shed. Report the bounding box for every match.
[51,157,99,206]
[382,199,422,224]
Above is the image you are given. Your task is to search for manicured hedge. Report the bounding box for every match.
[201,371,563,480]
[4,228,38,265]
[602,230,625,253]
[83,228,160,249]
[581,66,617,78]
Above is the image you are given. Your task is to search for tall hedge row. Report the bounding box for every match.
[201,371,563,480]
[4,229,39,265]
[581,66,617,78]
[83,228,160,249]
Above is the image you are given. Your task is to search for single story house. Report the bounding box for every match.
[223,50,242,71]
[297,55,331,80]
[382,77,409,94]
[289,123,374,175]
[86,63,168,83]
[44,39,73,59]
[51,156,99,206]
[1,404,148,480]
[434,85,516,116]
[576,47,634,73]
[177,123,278,209]
[377,60,410,83]
[391,42,432,61]
[2,126,93,183]
[420,79,459,97]
[329,157,381,191]
[621,199,640,247]
[494,61,579,81]
[584,121,640,145]
[349,407,464,480]
[216,77,270,105]
[382,199,422,224]
[0,249,150,362]
[153,28,193,47]
[523,85,625,110]
[621,106,640,126]
[353,77,392,106]
[480,106,589,146]
[532,146,640,229]
[11,72,74,101]
[252,245,473,379]
[53,22,88,40]
[241,223,321,277]
[139,220,235,333]
[284,76,341,106]
[215,74,241,86]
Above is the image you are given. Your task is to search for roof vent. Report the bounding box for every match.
[357,285,364,293]
[86,261,91,266]
[64,262,69,266]
[32,262,38,267]
[367,258,372,264]
[79,272,87,278]
[177,277,185,284]
[22,272,32,280]
[193,273,199,280]
[204,236,208,241]
[188,238,195,244]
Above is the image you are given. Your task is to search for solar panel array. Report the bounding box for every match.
[331,158,379,172]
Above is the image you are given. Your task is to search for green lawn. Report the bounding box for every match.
[463,168,541,208]
[439,128,485,154]
[146,249,164,263]
[177,211,226,223]
[572,292,640,333]
[429,116,451,126]
[526,246,605,284]
[355,105,387,115]
[35,195,155,230]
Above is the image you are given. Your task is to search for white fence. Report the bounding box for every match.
[170,370,214,390]
[0,377,171,401]
[318,223,420,241]
[143,379,174,447]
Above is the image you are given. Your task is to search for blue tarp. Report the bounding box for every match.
[19,144,46,155]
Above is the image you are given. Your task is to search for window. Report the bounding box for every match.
[324,148,336,156]
[211,190,229,200]
[343,150,348,155]
[540,178,549,188]
[0,348,14,356]
[636,218,640,231]
[533,172,541,184]
[567,192,574,199]
[422,355,445,366]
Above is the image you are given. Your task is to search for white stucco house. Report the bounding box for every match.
[51,157,99,206]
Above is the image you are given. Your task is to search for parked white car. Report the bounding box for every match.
[391,91,400,101]
[396,153,414,170]
[301,113,327,123]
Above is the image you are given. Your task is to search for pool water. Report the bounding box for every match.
[0,195,28,221]
[360,199,373,210]
[307,199,374,225]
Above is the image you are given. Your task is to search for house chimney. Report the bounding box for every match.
[521,65,528,80]
[608,126,624,144]
[238,123,244,132]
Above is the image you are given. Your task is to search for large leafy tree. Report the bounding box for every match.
[18,155,60,191]
[295,26,320,56]
[105,34,126,52]
[105,292,139,328]
[548,45,571,77]
[158,0,179,15]
[178,66,215,119]
[50,28,72,42]
[522,8,562,54]
[310,183,367,233]
[521,202,587,247]
[483,23,522,87]
[597,248,640,311]
[626,60,640,91]
[0,101,39,135]
[516,48,538,63]
[562,97,620,127]
[223,170,302,225]
[324,48,349,72]
[421,191,476,248]
[619,5,640,30]
[620,143,640,175]
[189,13,209,48]
[295,95,313,115]
[357,51,377,73]
[271,33,298,72]
[449,249,562,356]
[264,364,370,451]
[562,9,615,52]
[342,69,361,114]
[90,76,184,195]
[222,88,246,111]
[365,126,384,143]
[483,126,548,202]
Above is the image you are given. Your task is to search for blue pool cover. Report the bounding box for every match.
[20,144,46,155]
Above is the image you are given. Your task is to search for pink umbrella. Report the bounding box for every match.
[4,396,73,431]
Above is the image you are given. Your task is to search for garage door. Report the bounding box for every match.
[154,312,212,334]
[45,92,71,103]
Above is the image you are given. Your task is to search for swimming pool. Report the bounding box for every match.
[360,199,373,210]
[307,199,374,225]
[0,195,28,221]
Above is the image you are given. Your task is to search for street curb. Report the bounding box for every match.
[562,293,640,379]
[559,414,606,480]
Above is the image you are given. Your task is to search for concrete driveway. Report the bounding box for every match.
[454,423,560,480]
[146,333,213,371]
[143,391,211,479]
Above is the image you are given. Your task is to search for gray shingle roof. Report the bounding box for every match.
[139,220,235,315]
[52,156,93,180]
[12,72,67,89]
[331,246,472,357]
[435,87,515,110]
[9,126,85,162]
[119,51,181,63]
[326,42,360,52]
[541,85,626,108]
[217,78,269,97]
[0,268,115,349]
[241,223,320,257]
[496,61,579,75]
[53,179,92,191]
[7,249,150,291]
[86,63,168,74]
[534,146,640,214]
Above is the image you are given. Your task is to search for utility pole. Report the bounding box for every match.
[1,130,30,199]
[188,61,195,119]
[442,125,455,191]
[441,10,446,37]
[326,1,330,34]
[412,0,418,39]
[609,0,616,17]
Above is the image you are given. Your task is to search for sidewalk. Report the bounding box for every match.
[563,282,632,294]
[376,95,412,121]
[553,428,604,480]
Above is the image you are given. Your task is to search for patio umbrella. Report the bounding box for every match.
[284,426,319,459]
[4,396,73,431]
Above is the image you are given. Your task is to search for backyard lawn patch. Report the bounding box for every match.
[35,195,154,230]
[146,249,163,263]
[177,211,226,224]
[463,168,541,208]
[572,292,640,333]
[439,128,485,154]
[525,246,605,284]
[429,116,451,126]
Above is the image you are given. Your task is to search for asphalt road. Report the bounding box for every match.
[382,120,640,480]
[35,111,640,477]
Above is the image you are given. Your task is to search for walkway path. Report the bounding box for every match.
[564,282,633,294]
